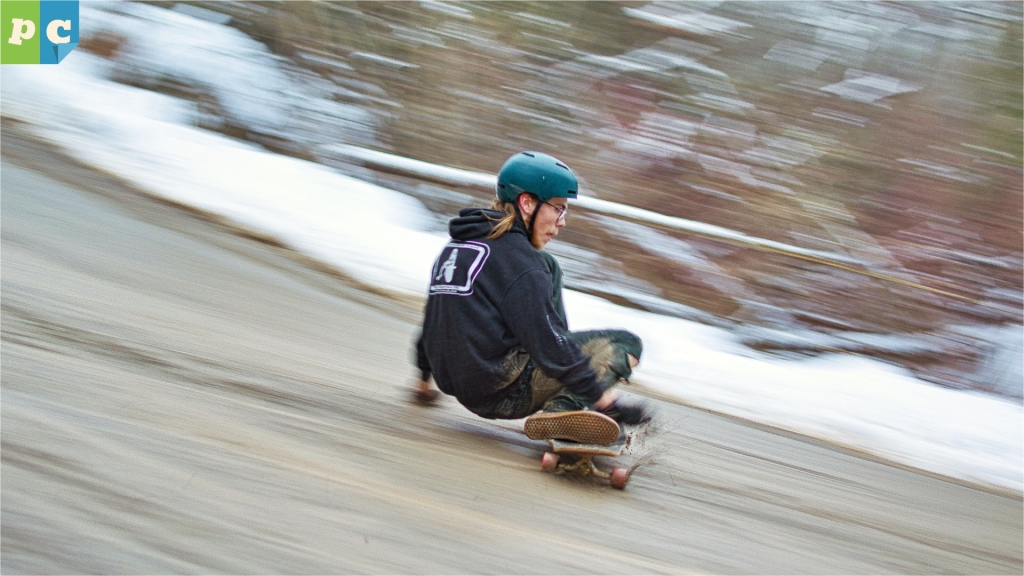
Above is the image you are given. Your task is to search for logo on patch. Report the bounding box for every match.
[2,0,79,65]
[429,241,489,296]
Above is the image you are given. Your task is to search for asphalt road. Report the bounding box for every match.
[2,131,1021,574]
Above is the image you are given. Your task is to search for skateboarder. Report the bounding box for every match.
[412,151,651,443]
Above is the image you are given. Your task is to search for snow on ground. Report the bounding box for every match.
[2,50,446,296]
[1,5,1020,493]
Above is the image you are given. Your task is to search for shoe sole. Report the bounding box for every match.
[524,411,620,445]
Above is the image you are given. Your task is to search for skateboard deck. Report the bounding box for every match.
[541,434,630,488]
[550,434,626,456]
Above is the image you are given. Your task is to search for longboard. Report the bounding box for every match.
[541,434,630,489]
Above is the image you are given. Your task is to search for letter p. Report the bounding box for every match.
[8,18,35,45]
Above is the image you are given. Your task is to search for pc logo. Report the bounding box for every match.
[2,0,79,64]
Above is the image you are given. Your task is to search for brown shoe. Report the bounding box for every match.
[524,410,620,445]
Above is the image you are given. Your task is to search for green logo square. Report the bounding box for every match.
[2,1,41,64]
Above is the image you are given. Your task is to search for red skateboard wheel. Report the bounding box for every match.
[610,467,628,489]
[541,452,559,472]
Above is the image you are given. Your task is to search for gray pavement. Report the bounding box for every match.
[2,137,1021,573]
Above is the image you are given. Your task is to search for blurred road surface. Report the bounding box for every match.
[2,130,1021,574]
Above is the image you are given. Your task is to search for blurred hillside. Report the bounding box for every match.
[83,1,1021,397]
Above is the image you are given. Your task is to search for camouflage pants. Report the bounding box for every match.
[465,329,642,420]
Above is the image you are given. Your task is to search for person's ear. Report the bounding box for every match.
[517,193,536,218]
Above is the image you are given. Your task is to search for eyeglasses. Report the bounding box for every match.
[541,200,568,222]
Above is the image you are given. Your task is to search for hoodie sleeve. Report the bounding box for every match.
[537,250,568,329]
[499,269,603,403]
[414,329,431,382]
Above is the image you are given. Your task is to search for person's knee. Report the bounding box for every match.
[581,338,617,381]
[606,331,642,382]
[617,330,643,361]
[571,329,643,385]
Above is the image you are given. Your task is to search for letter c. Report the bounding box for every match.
[8,18,35,45]
[46,19,71,44]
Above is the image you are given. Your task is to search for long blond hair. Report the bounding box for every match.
[486,199,519,240]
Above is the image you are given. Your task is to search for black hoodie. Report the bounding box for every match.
[415,208,602,408]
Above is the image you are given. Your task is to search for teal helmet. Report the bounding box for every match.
[496,151,578,203]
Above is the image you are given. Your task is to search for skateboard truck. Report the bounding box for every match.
[541,436,629,489]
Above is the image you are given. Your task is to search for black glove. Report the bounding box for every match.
[600,399,653,425]
[412,387,439,406]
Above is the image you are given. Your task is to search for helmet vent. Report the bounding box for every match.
[521,152,535,158]
[555,162,568,170]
